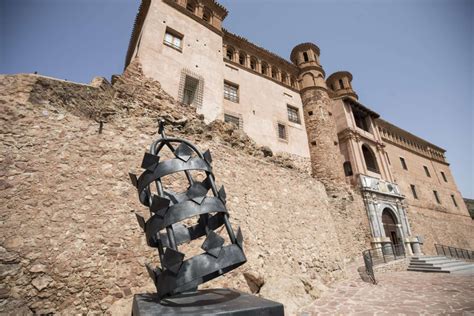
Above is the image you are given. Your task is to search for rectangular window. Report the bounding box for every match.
[164,28,183,51]
[410,184,418,199]
[182,75,199,105]
[433,190,441,204]
[352,107,370,132]
[277,123,287,140]
[441,171,448,182]
[287,105,301,124]
[224,81,239,103]
[224,113,240,128]
[451,194,458,207]
[400,157,407,170]
[423,165,431,177]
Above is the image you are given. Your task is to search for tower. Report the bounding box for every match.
[326,71,359,100]
[290,43,345,190]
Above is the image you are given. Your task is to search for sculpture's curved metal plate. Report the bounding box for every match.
[129,121,246,299]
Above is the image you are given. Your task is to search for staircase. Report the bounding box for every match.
[408,256,474,274]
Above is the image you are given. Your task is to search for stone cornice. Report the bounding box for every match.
[223,59,300,93]
[163,0,223,36]
[223,29,298,75]
[377,118,448,165]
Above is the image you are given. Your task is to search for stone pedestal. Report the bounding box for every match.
[132,288,284,316]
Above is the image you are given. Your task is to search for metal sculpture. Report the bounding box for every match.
[129,120,246,299]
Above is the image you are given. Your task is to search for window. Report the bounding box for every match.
[271,68,278,79]
[343,161,353,176]
[400,157,408,170]
[238,52,246,66]
[410,184,418,199]
[202,7,212,22]
[224,81,239,103]
[250,57,257,71]
[451,194,458,207]
[186,0,196,13]
[277,123,287,140]
[261,62,268,75]
[433,190,441,204]
[287,105,301,124]
[182,75,199,105]
[164,28,183,51]
[226,46,234,61]
[353,107,370,132]
[339,79,344,89]
[423,166,431,177]
[224,113,240,128]
[303,52,309,62]
[441,171,448,182]
[362,145,379,173]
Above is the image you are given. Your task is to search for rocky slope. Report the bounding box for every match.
[0,60,371,315]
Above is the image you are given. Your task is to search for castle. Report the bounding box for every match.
[124,0,472,254]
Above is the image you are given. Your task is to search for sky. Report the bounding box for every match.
[1,0,473,197]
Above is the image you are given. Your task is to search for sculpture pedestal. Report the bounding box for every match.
[132,288,284,316]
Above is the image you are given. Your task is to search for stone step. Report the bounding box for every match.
[408,255,474,274]
[409,261,466,268]
[411,256,445,260]
[410,258,455,264]
[407,267,451,273]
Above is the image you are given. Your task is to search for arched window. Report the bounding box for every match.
[290,76,297,88]
[202,7,212,22]
[303,52,309,62]
[226,46,234,61]
[186,0,196,13]
[250,57,257,71]
[238,51,246,66]
[271,67,278,79]
[281,72,288,84]
[339,79,344,89]
[343,161,353,176]
[261,62,269,75]
[362,144,379,173]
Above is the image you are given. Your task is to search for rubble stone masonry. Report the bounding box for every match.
[0,60,371,315]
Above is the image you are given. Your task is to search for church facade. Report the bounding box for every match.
[125,0,472,255]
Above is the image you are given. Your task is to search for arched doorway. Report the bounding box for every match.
[382,208,400,245]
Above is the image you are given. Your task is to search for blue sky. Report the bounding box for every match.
[1,0,472,197]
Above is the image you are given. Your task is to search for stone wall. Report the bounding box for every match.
[0,61,372,315]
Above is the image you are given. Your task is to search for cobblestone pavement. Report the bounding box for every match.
[299,271,474,315]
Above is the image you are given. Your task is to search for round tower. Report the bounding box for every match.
[326,71,358,99]
[290,43,345,190]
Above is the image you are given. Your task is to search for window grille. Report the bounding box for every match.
[224,114,240,128]
[278,123,287,140]
[287,105,301,124]
[224,81,239,103]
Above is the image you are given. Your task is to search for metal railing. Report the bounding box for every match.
[362,243,406,284]
[435,244,473,260]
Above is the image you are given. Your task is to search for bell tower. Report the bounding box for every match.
[291,43,345,190]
